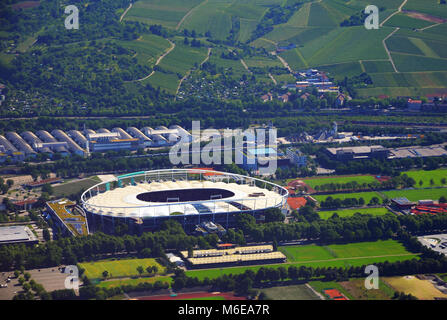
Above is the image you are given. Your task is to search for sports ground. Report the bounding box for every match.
[79,258,165,280]
[185,240,419,280]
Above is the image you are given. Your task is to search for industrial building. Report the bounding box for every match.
[0,225,38,246]
[326,145,447,161]
[326,145,390,161]
[180,245,287,269]
[0,125,192,162]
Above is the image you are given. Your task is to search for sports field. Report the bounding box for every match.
[261,284,320,300]
[79,258,165,280]
[318,207,391,220]
[314,191,383,204]
[303,175,377,189]
[53,177,101,198]
[308,280,353,300]
[402,169,447,188]
[185,240,419,280]
[381,188,447,202]
[384,276,447,300]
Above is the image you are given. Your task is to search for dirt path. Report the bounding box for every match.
[175,47,212,99]
[240,58,252,74]
[120,3,133,22]
[383,27,400,73]
[418,22,444,31]
[268,73,277,85]
[176,0,208,30]
[131,40,175,82]
[380,0,408,27]
[275,53,294,74]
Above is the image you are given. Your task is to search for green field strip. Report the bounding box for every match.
[409,37,440,58]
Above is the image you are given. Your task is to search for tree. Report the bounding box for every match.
[102,270,109,279]
[41,183,54,195]
[137,266,144,276]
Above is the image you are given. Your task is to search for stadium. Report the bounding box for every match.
[81,169,289,233]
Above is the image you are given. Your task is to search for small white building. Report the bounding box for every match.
[166,253,185,267]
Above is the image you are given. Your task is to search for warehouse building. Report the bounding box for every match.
[0,225,38,246]
[180,245,286,269]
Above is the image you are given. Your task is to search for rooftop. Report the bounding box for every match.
[0,226,37,244]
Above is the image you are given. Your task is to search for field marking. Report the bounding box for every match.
[130,39,175,82]
[176,0,208,30]
[383,27,400,73]
[380,0,408,27]
[120,3,133,22]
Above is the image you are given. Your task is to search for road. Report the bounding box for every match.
[380,0,408,27]
[383,27,400,73]
[132,40,175,82]
[120,3,133,23]
[176,0,208,30]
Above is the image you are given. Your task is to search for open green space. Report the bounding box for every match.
[402,169,447,188]
[79,258,165,280]
[185,240,419,280]
[381,188,447,202]
[261,284,320,300]
[313,191,383,204]
[309,280,353,300]
[318,207,391,220]
[302,175,376,189]
[52,177,101,198]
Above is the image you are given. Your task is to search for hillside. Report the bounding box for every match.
[0,0,447,117]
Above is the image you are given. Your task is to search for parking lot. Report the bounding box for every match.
[418,234,447,255]
[0,266,72,300]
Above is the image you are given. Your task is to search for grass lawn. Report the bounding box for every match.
[52,177,101,198]
[402,169,447,188]
[186,241,419,280]
[97,276,172,289]
[314,191,383,204]
[339,278,395,300]
[381,188,447,202]
[318,207,391,220]
[383,276,447,300]
[302,175,376,189]
[79,258,165,280]
[261,284,320,300]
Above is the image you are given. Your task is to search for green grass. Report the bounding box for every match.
[261,284,320,300]
[309,280,354,299]
[96,276,172,289]
[384,13,434,30]
[118,34,171,68]
[185,240,418,280]
[52,177,101,198]
[404,0,447,19]
[318,207,391,220]
[381,188,447,202]
[313,191,383,204]
[303,175,377,189]
[79,258,165,280]
[402,169,447,188]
